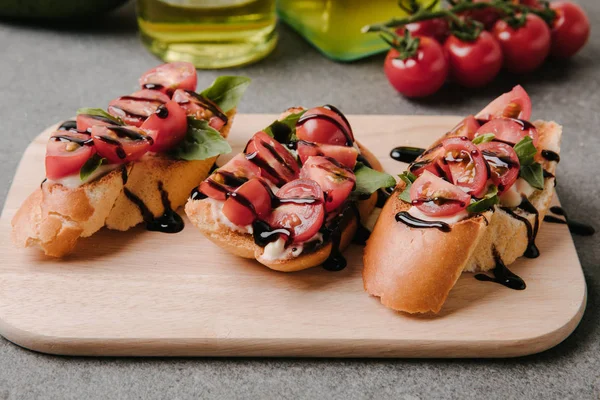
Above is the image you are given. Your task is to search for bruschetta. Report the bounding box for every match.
[185,106,395,272]
[363,86,562,313]
[12,62,250,257]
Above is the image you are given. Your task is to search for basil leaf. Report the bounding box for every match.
[467,185,499,213]
[170,118,232,161]
[472,133,495,145]
[76,108,123,125]
[353,162,396,195]
[397,171,415,203]
[200,76,251,112]
[513,136,537,166]
[79,154,107,181]
[264,110,307,141]
[520,162,545,190]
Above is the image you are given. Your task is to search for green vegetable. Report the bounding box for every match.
[200,76,251,112]
[513,136,544,190]
[264,110,307,141]
[520,163,545,190]
[79,154,107,181]
[467,185,499,213]
[353,162,396,195]
[76,108,123,125]
[472,133,495,145]
[170,118,232,161]
[397,171,416,203]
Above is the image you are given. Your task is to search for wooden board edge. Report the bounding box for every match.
[0,286,585,358]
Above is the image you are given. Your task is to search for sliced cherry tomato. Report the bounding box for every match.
[222,178,273,226]
[295,106,354,146]
[129,89,170,103]
[45,131,95,180]
[199,154,264,201]
[245,131,300,186]
[475,85,532,120]
[550,1,590,58]
[409,144,450,178]
[383,37,448,98]
[441,137,489,198]
[138,62,197,95]
[107,94,166,127]
[296,141,358,169]
[447,115,480,140]
[140,100,188,153]
[477,141,520,194]
[444,31,503,88]
[91,125,152,164]
[299,156,355,212]
[396,18,449,43]
[492,14,551,74]
[267,179,325,244]
[76,113,118,134]
[475,117,539,148]
[410,170,471,217]
[172,89,228,131]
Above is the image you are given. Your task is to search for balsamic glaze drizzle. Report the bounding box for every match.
[50,134,93,146]
[541,150,560,163]
[390,146,426,164]
[395,211,451,232]
[124,182,184,233]
[501,198,540,259]
[474,247,526,290]
[297,114,353,146]
[543,206,595,236]
[184,90,228,123]
[58,120,78,131]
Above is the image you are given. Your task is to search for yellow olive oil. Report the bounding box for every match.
[137,0,277,69]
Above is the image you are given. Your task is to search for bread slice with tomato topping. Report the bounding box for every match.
[185,106,392,272]
[363,86,562,314]
[12,62,249,257]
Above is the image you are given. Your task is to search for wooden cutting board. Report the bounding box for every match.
[0,114,586,358]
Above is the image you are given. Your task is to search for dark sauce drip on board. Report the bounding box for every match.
[474,247,526,290]
[124,182,184,233]
[541,150,560,163]
[544,206,595,236]
[58,120,78,131]
[390,146,426,163]
[395,211,451,232]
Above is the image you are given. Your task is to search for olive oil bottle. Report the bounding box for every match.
[137,0,277,69]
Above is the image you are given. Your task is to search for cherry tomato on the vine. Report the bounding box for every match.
[396,18,449,43]
[492,13,551,74]
[550,1,590,58]
[444,31,503,88]
[384,36,448,98]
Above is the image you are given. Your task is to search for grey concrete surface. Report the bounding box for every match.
[0,1,599,398]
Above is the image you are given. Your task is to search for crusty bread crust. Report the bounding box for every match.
[363,120,562,314]
[12,110,236,257]
[185,142,381,272]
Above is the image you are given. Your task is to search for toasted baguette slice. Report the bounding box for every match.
[363,120,562,314]
[12,110,235,257]
[185,143,382,272]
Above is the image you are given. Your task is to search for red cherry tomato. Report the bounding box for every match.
[138,62,197,95]
[299,156,356,212]
[477,141,520,194]
[45,132,95,180]
[492,14,551,74]
[295,106,354,146]
[475,117,539,148]
[441,137,489,198]
[172,89,228,131]
[550,1,590,58]
[408,144,450,178]
[140,101,188,153]
[129,89,170,103]
[245,131,300,186]
[464,0,503,30]
[447,115,481,140]
[476,85,532,120]
[222,178,273,226]
[383,37,448,98]
[91,125,152,164]
[396,18,449,43]
[199,154,265,201]
[267,179,325,244]
[444,31,503,88]
[296,141,358,169]
[107,95,166,127]
[409,171,471,217]
[76,113,118,134]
